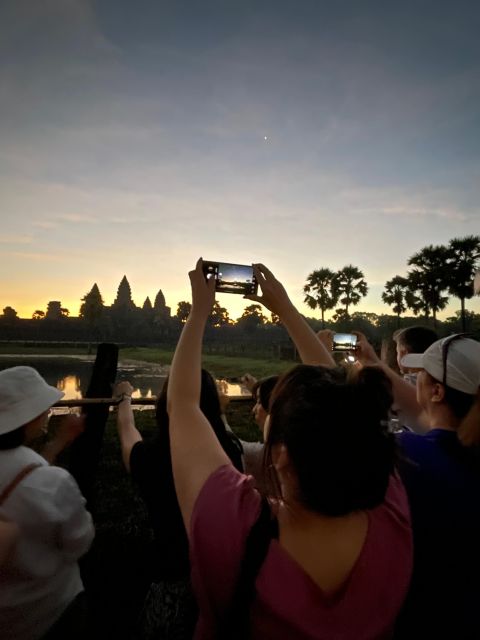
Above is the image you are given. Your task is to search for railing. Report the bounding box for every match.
[54,395,250,408]
[49,342,251,509]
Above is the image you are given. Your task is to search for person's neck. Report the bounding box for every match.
[427,405,460,431]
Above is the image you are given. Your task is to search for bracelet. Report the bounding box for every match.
[118,393,132,403]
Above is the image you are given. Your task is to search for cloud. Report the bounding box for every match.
[32,221,59,230]
[0,235,33,244]
[1,0,479,322]
[338,182,480,223]
[0,0,115,55]
[377,206,469,222]
[0,0,122,139]
[107,215,152,224]
[53,213,99,224]
[5,251,65,262]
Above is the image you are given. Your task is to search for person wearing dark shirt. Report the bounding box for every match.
[393,335,480,638]
[114,370,243,638]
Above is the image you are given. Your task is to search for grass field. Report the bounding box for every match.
[122,346,296,379]
[0,343,296,380]
[0,343,88,355]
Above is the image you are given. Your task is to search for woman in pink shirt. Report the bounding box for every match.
[167,260,412,639]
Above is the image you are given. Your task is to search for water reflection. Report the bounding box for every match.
[116,363,164,399]
[0,356,252,402]
[0,357,94,399]
[57,374,82,399]
[216,379,252,399]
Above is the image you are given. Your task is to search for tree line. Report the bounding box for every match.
[1,235,479,347]
[303,236,480,331]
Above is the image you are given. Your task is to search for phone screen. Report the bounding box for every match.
[203,261,258,295]
[332,333,358,352]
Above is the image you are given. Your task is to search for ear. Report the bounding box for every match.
[431,381,446,404]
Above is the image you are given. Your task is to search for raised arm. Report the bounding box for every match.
[41,414,85,465]
[114,381,142,472]
[354,332,428,433]
[246,264,335,367]
[167,259,231,532]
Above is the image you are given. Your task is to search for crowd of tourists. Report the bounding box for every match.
[1,259,480,639]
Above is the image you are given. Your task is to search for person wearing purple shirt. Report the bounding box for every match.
[396,335,480,638]
[355,332,480,638]
[166,260,412,639]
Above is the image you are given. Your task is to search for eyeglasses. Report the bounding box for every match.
[441,333,468,388]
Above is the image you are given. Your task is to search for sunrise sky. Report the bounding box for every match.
[1,0,479,322]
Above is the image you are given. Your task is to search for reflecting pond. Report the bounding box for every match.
[0,356,251,405]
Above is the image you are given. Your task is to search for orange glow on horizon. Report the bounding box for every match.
[3,278,480,323]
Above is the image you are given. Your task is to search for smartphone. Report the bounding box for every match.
[332,333,358,352]
[202,261,258,295]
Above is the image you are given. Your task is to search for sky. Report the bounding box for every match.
[1,0,479,322]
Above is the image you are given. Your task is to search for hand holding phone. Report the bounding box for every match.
[247,263,292,317]
[188,258,216,318]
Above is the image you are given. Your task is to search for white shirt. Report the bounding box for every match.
[0,445,94,640]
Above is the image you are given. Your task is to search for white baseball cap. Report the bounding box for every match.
[0,366,64,435]
[401,335,480,395]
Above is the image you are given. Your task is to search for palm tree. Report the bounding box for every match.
[404,281,425,318]
[446,236,480,331]
[303,268,339,328]
[382,276,409,327]
[334,265,368,318]
[407,245,450,327]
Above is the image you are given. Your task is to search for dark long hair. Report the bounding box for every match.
[0,426,26,450]
[135,369,243,581]
[252,375,279,412]
[156,369,243,470]
[264,364,395,516]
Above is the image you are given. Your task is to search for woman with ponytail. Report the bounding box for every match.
[166,260,412,639]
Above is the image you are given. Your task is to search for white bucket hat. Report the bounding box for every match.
[401,335,480,395]
[0,366,64,435]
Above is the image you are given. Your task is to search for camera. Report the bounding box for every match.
[202,261,258,295]
[332,333,358,352]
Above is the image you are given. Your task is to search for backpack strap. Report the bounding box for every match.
[218,496,278,639]
[0,463,42,506]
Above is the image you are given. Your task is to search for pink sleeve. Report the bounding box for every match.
[190,464,262,626]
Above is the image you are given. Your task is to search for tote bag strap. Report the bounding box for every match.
[218,496,278,639]
[0,463,42,506]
